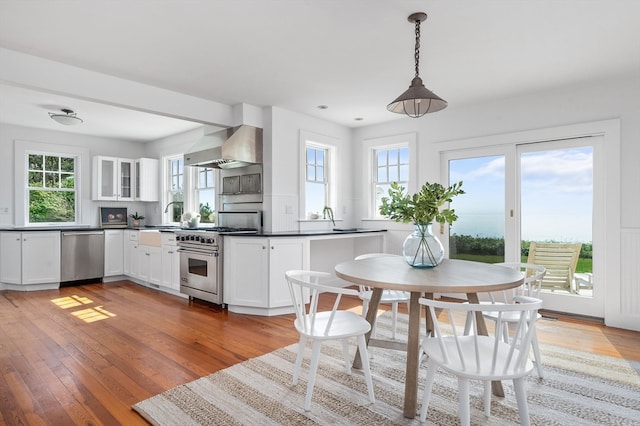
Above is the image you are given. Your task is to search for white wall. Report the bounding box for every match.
[265,107,353,232]
[0,122,149,227]
[352,73,640,330]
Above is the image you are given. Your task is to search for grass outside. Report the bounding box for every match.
[450,253,592,273]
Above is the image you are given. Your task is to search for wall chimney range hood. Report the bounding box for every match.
[184,125,263,169]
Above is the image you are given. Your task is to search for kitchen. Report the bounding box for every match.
[0,1,639,330]
[1,2,640,424]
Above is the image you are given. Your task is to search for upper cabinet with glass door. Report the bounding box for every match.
[92,156,135,201]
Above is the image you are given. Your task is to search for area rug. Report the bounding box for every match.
[133,314,640,425]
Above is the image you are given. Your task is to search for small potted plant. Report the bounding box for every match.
[129,212,145,228]
[379,181,464,268]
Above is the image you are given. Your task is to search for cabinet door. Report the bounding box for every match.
[93,156,117,200]
[161,244,180,290]
[223,237,268,306]
[147,246,162,285]
[135,158,159,202]
[104,230,124,276]
[22,232,61,284]
[269,239,308,307]
[118,159,134,201]
[0,232,22,284]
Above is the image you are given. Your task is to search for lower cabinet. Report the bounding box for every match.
[122,230,177,291]
[160,233,180,291]
[138,245,161,286]
[223,237,309,314]
[0,231,60,286]
[104,230,124,277]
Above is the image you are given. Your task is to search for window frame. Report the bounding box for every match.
[299,131,338,221]
[362,133,417,219]
[26,151,79,225]
[14,140,87,227]
[162,154,217,224]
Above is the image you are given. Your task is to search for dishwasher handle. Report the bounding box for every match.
[62,231,105,236]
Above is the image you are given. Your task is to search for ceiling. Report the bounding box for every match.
[1,0,639,142]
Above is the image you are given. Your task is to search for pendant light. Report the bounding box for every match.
[387,12,447,118]
[49,108,83,125]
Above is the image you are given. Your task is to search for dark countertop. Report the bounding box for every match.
[225,228,387,237]
[0,227,387,237]
[0,226,105,232]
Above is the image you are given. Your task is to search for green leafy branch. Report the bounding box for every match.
[379,181,465,225]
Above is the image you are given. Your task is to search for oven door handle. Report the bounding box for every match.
[177,248,218,256]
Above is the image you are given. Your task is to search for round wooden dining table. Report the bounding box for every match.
[335,256,524,419]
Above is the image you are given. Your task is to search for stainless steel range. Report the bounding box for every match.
[175,210,261,306]
[176,230,223,305]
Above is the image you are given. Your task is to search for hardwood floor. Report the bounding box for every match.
[1,281,639,425]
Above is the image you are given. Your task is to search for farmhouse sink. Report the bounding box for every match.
[138,230,162,247]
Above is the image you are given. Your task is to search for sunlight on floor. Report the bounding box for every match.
[50,295,94,309]
[51,295,117,323]
[71,306,117,323]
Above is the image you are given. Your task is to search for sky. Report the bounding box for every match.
[449,146,593,243]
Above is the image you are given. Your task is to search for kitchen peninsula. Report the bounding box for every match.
[223,228,386,316]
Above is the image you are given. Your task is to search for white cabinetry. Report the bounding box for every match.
[0,231,60,286]
[123,230,139,278]
[104,230,124,277]
[134,158,159,202]
[138,245,161,286]
[161,233,180,291]
[224,237,308,315]
[92,156,134,201]
[0,232,22,284]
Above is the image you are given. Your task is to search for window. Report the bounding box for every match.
[163,155,217,224]
[363,133,416,218]
[305,145,329,218]
[373,146,409,214]
[196,168,215,223]
[166,156,184,223]
[27,152,77,224]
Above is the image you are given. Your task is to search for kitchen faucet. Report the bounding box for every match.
[164,201,183,213]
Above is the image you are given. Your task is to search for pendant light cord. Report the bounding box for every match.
[414,18,421,78]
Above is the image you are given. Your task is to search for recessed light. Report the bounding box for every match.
[354,117,364,121]
[317,105,328,110]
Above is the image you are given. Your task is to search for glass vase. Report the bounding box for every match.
[402,223,444,268]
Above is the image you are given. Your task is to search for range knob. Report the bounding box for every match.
[205,238,214,244]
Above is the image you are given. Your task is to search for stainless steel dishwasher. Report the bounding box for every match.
[61,230,105,282]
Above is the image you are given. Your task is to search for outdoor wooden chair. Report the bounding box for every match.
[526,242,582,293]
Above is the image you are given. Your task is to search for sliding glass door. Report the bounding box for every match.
[442,136,603,317]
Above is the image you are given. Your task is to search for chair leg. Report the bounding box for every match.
[419,359,438,422]
[513,378,531,426]
[531,328,544,378]
[458,377,471,426]
[391,302,398,339]
[361,300,368,317]
[458,378,471,426]
[292,335,307,385]
[483,380,491,416]
[356,334,376,403]
[341,338,351,374]
[463,311,473,335]
[304,341,322,411]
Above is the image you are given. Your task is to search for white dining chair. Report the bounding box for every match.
[419,296,543,426]
[482,262,546,378]
[354,253,409,339]
[285,270,376,411]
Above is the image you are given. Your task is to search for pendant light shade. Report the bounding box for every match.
[49,108,83,126]
[387,12,447,118]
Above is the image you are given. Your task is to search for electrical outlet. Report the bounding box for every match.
[0,207,8,214]
[285,205,293,214]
